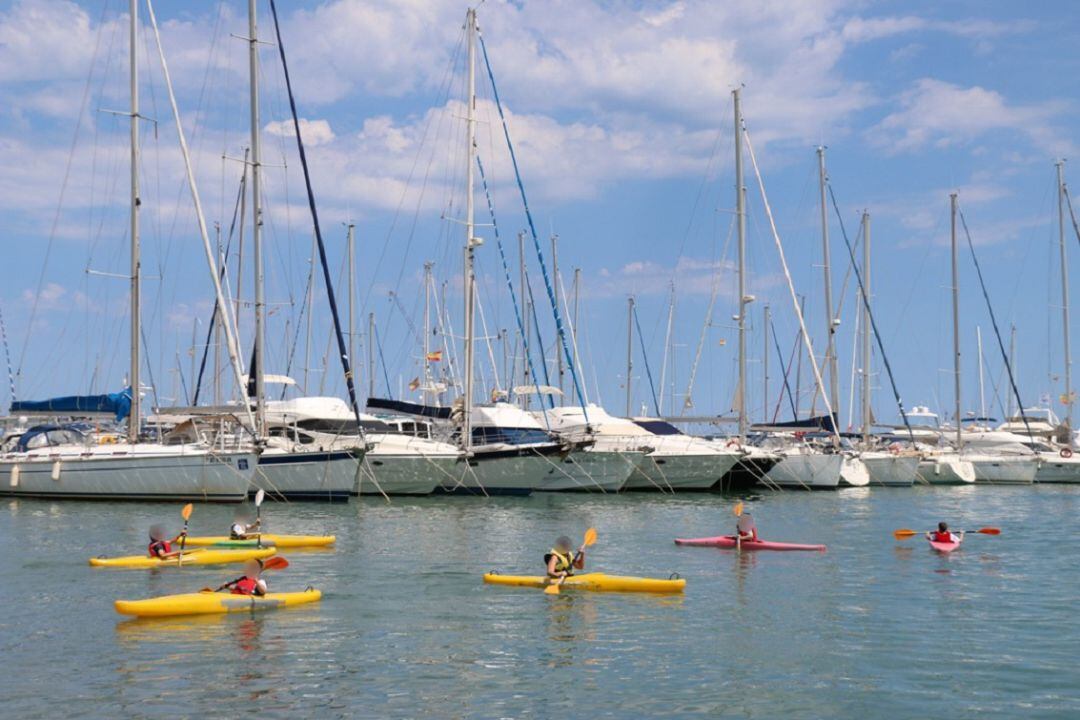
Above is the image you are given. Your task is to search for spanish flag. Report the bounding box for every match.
[426,350,443,362]
[408,377,420,391]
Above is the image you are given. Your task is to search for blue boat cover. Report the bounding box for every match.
[10,388,132,421]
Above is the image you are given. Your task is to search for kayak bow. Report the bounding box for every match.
[115,588,321,617]
[674,536,826,552]
[90,547,276,569]
[484,572,685,594]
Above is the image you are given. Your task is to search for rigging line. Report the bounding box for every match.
[477,30,588,424]
[0,304,15,403]
[476,155,546,412]
[268,0,365,441]
[279,241,315,400]
[1064,185,1080,249]
[16,0,111,394]
[826,183,915,442]
[957,206,1034,439]
[373,320,393,399]
[742,124,839,442]
[685,214,736,408]
[524,266,556,408]
[771,320,798,422]
[632,303,661,417]
[361,27,466,320]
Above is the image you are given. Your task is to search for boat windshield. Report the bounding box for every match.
[632,420,683,436]
[472,427,551,445]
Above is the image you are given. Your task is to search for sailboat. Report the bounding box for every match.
[0,0,255,501]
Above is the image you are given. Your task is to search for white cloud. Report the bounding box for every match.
[264,118,336,146]
[867,78,1072,156]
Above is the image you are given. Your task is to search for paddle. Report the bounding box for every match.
[204,556,289,593]
[545,528,597,595]
[177,503,193,567]
[893,527,1000,540]
[734,502,744,551]
[254,489,265,547]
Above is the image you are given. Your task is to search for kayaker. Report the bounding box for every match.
[229,513,262,540]
[221,559,268,597]
[926,522,963,544]
[545,535,585,579]
[736,513,758,542]
[147,524,186,558]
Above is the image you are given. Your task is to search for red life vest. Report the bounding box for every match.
[933,531,954,543]
[148,539,171,557]
[231,576,259,595]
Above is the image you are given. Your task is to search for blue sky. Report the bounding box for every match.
[1,0,1078,429]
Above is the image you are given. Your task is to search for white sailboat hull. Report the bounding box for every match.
[916,455,976,484]
[764,452,843,489]
[358,453,456,495]
[0,445,254,501]
[439,446,562,496]
[1034,453,1080,483]
[535,449,643,492]
[625,451,740,491]
[967,455,1037,484]
[255,449,359,501]
[863,453,919,487]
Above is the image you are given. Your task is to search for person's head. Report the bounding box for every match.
[554,536,573,553]
[233,510,250,524]
[243,559,263,580]
[149,524,165,542]
[938,522,948,532]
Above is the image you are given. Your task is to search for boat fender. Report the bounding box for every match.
[52,461,62,481]
[1061,447,1074,459]
[10,465,19,487]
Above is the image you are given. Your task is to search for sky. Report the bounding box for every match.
[1,0,1079,430]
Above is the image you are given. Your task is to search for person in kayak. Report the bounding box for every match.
[220,559,268,597]
[545,535,585,579]
[229,512,262,540]
[735,513,758,543]
[147,524,186,558]
[926,522,963,544]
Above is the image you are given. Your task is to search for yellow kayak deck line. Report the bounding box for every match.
[483,572,686,594]
[182,534,336,548]
[115,588,322,617]
[89,547,277,569]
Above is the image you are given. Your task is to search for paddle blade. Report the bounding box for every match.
[583,528,598,547]
[734,501,744,518]
[893,529,918,539]
[181,503,194,521]
[255,489,266,507]
[976,527,1001,535]
[262,556,289,571]
[543,583,561,595]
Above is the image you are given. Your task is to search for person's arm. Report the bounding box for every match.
[956,531,965,541]
[546,555,563,578]
[573,547,585,569]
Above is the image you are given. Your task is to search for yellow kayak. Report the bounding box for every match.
[483,572,686,594]
[115,588,322,617]
[182,534,336,549]
[89,547,276,569]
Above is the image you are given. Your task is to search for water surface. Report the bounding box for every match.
[1,486,1077,718]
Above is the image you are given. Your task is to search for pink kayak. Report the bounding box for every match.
[928,538,961,553]
[674,535,826,552]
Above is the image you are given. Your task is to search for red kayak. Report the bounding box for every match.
[674,535,826,552]
[928,538,961,553]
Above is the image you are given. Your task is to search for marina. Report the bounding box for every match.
[1,0,1078,717]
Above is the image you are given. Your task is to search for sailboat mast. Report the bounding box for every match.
[626,296,634,416]
[572,267,581,405]
[977,326,986,418]
[423,261,433,394]
[347,223,356,389]
[518,231,529,407]
[462,7,478,451]
[951,192,961,447]
[763,304,770,422]
[367,312,375,399]
[1057,160,1073,427]
[551,234,564,401]
[817,147,839,416]
[734,88,748,442]
[1007,324,1016,417]
[861,211,871,444]
[247,0,266,434]
[128,0,141,439]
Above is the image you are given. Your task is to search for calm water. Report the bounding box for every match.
[1,486,1078,719]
